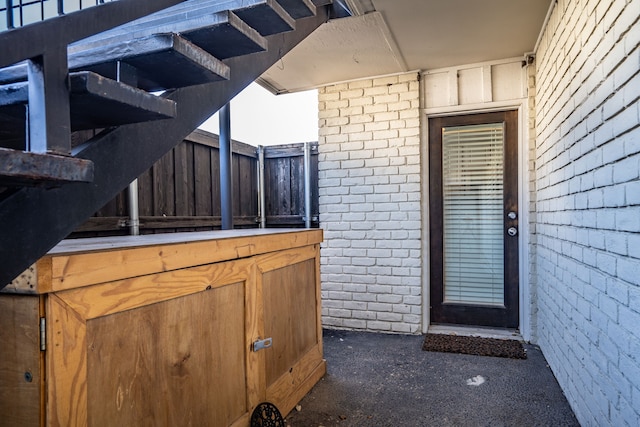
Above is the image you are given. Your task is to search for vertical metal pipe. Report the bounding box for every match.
[128,179,140,235]
[304,141,312,229]
[27,50,72,155]
[116,59,140,236]
[258,145,266,228]
[256,147,260,227]
[6,0,14,29]
[219,103,233,230]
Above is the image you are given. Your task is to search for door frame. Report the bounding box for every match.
[421,101,531,338]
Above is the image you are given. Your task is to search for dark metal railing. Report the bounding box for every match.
[2,0,114,31]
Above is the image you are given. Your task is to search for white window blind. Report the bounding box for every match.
[442,122,505,306]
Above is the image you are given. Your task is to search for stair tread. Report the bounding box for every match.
[77,11,267,61]
[80,0,267,39]
[81,0,297,37]
[72,33,230,91]
[68,71,177,128]
[0,71,177,138]
[77,0,300,46]
[234,0,295,36]
[275,0,316,19]
[0,33,231,91]
[0,147,94,186]
[180,11,268,59]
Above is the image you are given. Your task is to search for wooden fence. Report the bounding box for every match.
[71,129,318,237]
[263,143,319,228]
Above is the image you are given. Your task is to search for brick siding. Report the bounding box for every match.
[318,72,422,334]
[527,61,539,343]
[535,0,640,425]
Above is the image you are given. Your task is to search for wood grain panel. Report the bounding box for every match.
[244,262,264,410]
[290,156,302,217]
[56,258,253,319]
[47,294,88,427]
[262,258,317,386]
[211,148,221,217]
[265,157,290,216]
[41,230,322,292]
[0,295,42,427]
[85,283,248,427]
[194,142,213,216]
[266,346,326,416]
[137,167,154,217]
[236,154,256,219]
[174,142,193,219]
[232,153,242,217]
[153,149,175,219]
[257,244,324,416]
[256,244,318,274]
[185,142,196,219]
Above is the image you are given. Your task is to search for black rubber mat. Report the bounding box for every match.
[422,334,527,359]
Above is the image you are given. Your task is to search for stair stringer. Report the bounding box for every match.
[0,7,329,287]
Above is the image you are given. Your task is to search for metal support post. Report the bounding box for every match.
[304,141,312,228]
[116,60,141,236]
[128,179,140,235]
[219,103,233,230]
[258,145,266,228]
[27,49,71,154]
[6,0,14,28]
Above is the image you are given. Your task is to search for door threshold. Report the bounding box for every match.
[427,324,523,341]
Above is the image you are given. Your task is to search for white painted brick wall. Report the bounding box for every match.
[535,0,640,425]
[318,72,422,334]
[527,61,539,343]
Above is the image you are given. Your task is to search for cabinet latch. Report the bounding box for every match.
[252,338,273,352]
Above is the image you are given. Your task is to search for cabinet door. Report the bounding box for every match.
[255,244,325,416]
[47,258,261,427]
[0,294,44,427]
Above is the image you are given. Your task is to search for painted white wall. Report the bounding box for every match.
[199,83,318,146]
[534,0,640,425]
[318,72,423,333]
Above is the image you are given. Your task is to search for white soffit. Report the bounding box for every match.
[372,0,550,71]
[259,0,551,93]
[259,12,408,94]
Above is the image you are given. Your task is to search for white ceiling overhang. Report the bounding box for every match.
[259,0,552,93]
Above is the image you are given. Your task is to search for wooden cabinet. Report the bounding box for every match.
[1,229,325,427]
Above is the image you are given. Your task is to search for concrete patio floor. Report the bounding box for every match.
[285,329,579,427]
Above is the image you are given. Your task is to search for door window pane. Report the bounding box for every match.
[442,123,504,306]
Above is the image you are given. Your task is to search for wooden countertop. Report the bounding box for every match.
[48,228,321,255]
[7,228,323,294]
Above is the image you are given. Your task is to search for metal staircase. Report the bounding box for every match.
[0,0,337,287]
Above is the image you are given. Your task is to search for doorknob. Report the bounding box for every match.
[507,211,517,220]
[507,227,518,237]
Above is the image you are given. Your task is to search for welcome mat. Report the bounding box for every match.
[422,334,527,359]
